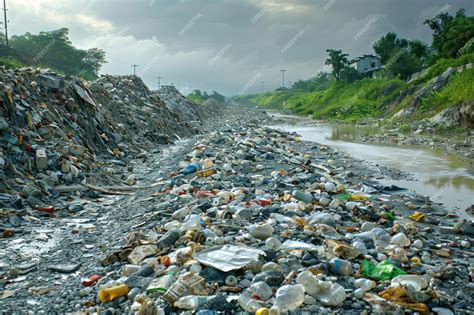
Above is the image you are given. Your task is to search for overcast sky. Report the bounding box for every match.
[7,0,473,95]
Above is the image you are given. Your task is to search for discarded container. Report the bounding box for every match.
[292,190,313,203]
[354,278,375,291]
[98,284,129,303]
[146,273,175,295]
[313,281,347,306]
[238,289,265,312]
[328,258,353,276]
[34,205,55,214]
[391,232,411,247]
[391,275,427,291]
[82,275,101,287]
[35,149,48,170]
[197,169,216,177]
[181,162,201,175]
[272,284,305,312]
[175,295,215,310]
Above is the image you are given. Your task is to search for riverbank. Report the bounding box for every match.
[1,106,472,314]
[266,109,474,162]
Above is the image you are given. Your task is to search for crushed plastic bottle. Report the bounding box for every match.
[272,284,305,312]
[174,295,215,310]
[390,232,411,247]
[250,281,273,300]
[313,281,347,306]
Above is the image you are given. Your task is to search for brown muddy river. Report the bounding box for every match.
[270,119,473,218]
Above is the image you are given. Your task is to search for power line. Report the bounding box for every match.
[157,76,161,90]
[131,64,139,76]
[280,69,287,88]
[2,0,8,47]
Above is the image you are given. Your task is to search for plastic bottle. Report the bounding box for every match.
[390,232,411,247]
[354,278,375,291]
[272,284,305,312]
[98,284,129,302]
[157,230,181,248]
[250,281,273,300]
[146,273,175,294]
[181,214,202,232]
[238,289,265,312]
[296,271,319,295]
[292,190,313,203]
[313,281,347,306]
[329,258,353,276]
[174,295,214,310]
[172,206,192,220]
[197,169,216,177]
[181,162,201,175]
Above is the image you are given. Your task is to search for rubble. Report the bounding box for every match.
[0,85,472,314]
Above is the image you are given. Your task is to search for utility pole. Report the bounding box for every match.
[280,69,287,88]
[157,76,161,90]
[261,81,264,94]
[3,0,8,47]
[131,64,139,76]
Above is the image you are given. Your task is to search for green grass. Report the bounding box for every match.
[187,94,206,104]
[234,78,406,122]
[0,57,26,69]
[233,55,473,127]
[410,53,474,85]
[420,68,474,114]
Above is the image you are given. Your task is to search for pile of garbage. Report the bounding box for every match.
[156,86,203,130]
[65,116,471,314]
[0,68,216,229]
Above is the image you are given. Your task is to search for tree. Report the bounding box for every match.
[373,32,429,80]
[373,32,409,64]
[84,48,107,74]
[424,9,474,58]
[340,66,362,83]
[9,28,107,77]
[325,49,349,81]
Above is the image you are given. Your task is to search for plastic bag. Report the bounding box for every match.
[361,260,406,281]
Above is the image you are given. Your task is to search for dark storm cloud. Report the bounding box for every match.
[7,0,473,95]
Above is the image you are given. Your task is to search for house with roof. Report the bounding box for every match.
[349,54,382,77]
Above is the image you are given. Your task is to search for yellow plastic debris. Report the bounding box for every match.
[409,212,425,222]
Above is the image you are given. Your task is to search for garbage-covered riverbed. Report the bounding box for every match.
[1,107,473,314]
[268,120,474,220]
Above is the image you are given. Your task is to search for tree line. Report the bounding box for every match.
[0,28,106,80]
[307,9,473,89]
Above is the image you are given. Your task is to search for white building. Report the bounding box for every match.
[349,54,382,77]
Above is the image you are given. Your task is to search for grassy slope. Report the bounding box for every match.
[234,54,474,124]
[186,94,206,104]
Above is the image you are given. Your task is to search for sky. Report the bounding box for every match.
[6,0,474,96]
